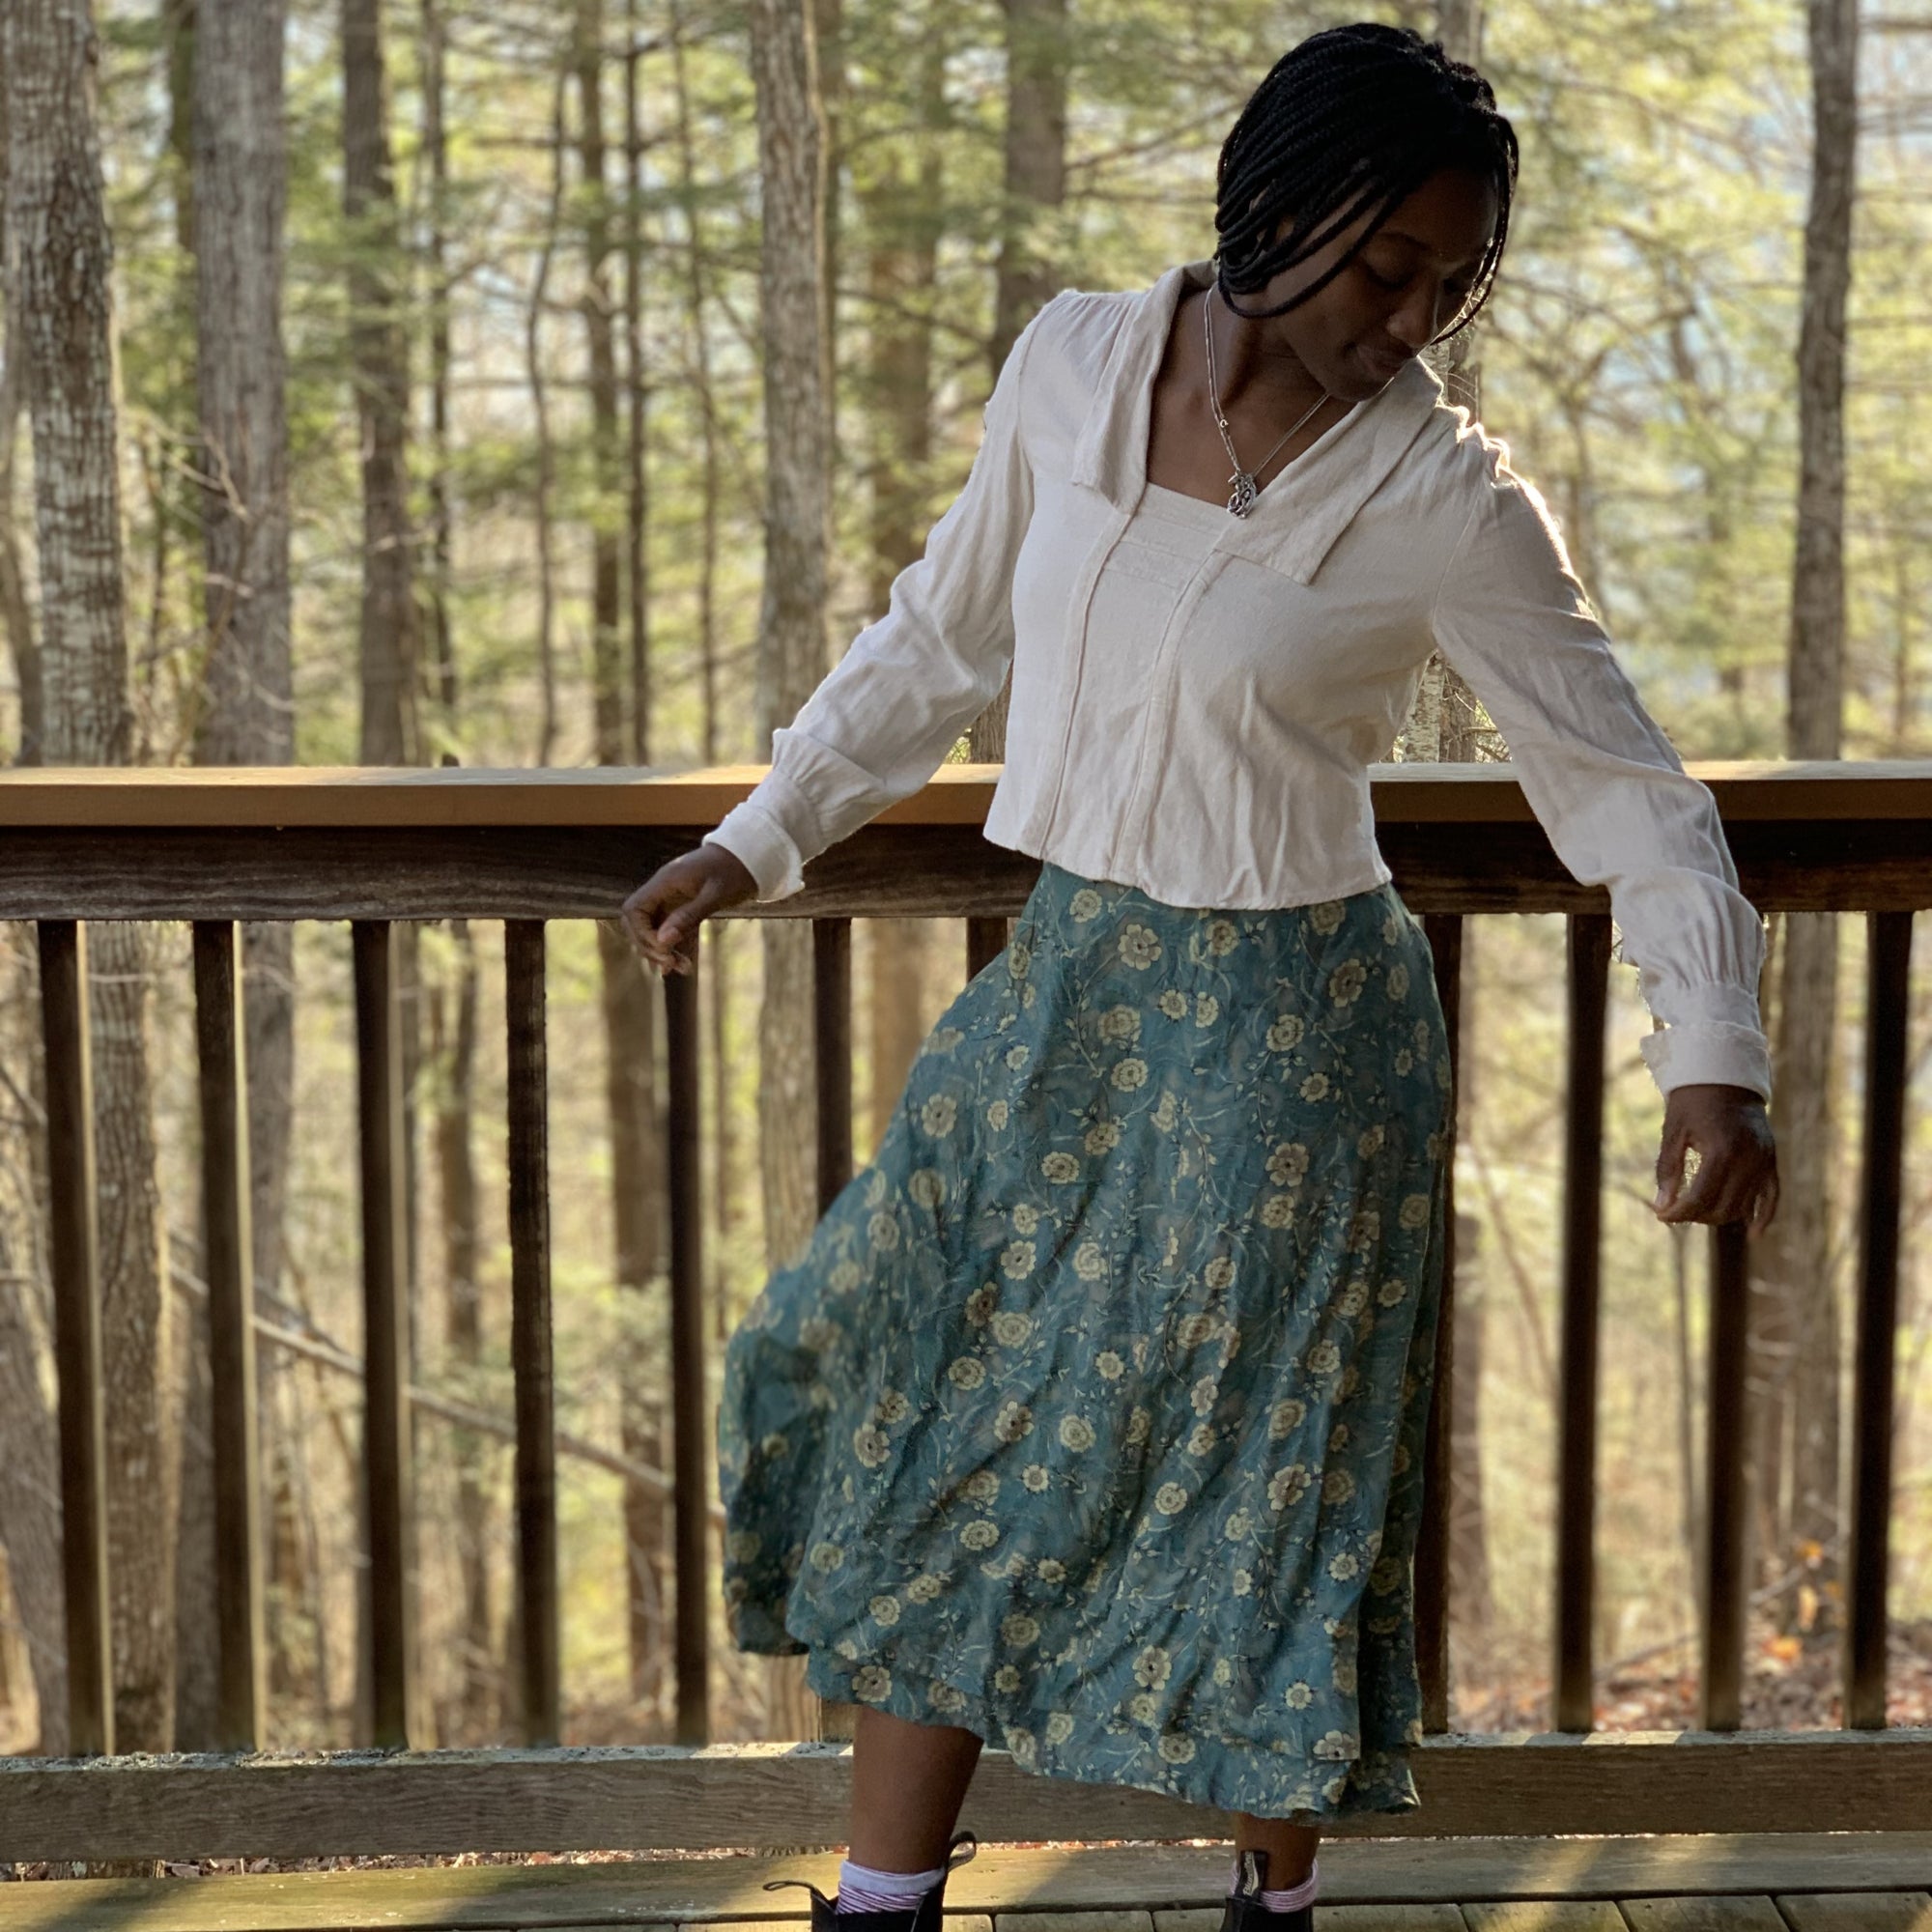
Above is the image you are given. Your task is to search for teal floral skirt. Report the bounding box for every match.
[716,858,1452,1818]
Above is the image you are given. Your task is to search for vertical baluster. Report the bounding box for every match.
[667,930,709,1744]
[505,921,560,1746]
[193,922,266,1748]
[353,920,416,1747]
[966,914,1009,981]
[1702,1218,1750,1731]
[814,919,853,1213]
[1415,912,1463,1734]
[1554,912,1610,1733]
[1847,909,1911,1729]
[38,922,113,1757]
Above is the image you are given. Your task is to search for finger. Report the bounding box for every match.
[1747,1168,1781,1238]
[657,883,719,968]
[1655,1125,1690,1214]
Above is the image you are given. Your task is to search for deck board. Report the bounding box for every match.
[0,1839,1929,1932]
[1776,1899,1932,1932]
[1463,1906,1626,1931]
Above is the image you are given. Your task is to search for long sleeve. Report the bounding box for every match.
[702,293,1065,902]
[1428,441,1773,1104]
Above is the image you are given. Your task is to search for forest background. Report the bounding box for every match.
[0,0,1927,1765]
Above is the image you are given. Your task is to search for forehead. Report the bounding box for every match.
[1371,170,1497,265]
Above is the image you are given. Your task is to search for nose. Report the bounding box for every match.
[1386,281,1440,350]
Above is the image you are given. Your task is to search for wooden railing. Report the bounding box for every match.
[1,760,1928,1861]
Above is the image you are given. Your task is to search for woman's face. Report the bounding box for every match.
[1239,164,1500,401]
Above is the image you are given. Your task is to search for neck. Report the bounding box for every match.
[1201,278,1326,414]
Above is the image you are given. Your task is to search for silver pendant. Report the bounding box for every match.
[1227,469,1258,518]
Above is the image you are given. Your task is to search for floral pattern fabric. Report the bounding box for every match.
[716,858,1452,1819]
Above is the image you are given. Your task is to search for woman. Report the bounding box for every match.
[622,22,1779,1932]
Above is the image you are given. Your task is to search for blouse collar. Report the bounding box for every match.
[1067,255,1449,583]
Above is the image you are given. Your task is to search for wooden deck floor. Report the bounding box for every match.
[1,1839,1929,1932]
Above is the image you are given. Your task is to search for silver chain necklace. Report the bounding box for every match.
[1202,288,1330,518]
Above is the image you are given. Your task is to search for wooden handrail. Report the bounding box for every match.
[0,756,1931,826]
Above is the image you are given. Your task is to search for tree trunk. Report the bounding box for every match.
[991,0,1066,378]
[5,0,176,1754]
[1752,0,1857,1623]
[167,0,297,1749]
[749,0,831,1745]
[574,0,671,1717]
[343,0,415,767]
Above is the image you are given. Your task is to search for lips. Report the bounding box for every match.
[1357,343,1411,382]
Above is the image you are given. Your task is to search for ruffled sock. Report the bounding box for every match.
[1229,1852,1321,1916]
[836,1857,950,1918]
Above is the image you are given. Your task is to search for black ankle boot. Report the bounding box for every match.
[1219,1848,1313,1932]
[763,1829,979,1932]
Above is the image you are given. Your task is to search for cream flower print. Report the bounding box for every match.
[947,1355,986,1389]
[1329,1551,1360,1581]
[1387,962,1410,999]
[1205,1256,1236,1290]
[1174,1312,1216,1350]
[1118,923,1163,968]
[1267,1141,1310,1186]
[986,1097,1010,1129]
[810,1541,844,1572]
[1069,886,1102,921]
[993,1399,1035,1442]
[1191,1374,1220,1414]
[1037,1556,1066,1583]
[1096,1348,1125,1379]
[1208,918,1240,955]
[1085,1119,1122,1154]
[1261,1192,1295,1228]
[1152,1091,1179,1131]
[1323,1468,1358,1504]
[1158,1733,1198,1764]
[1045,1712,1076,1746]
[963,1468,1000,1503]
[1158,988,1189,1019]
[870,1592,901,1624]
[908,1167,946,1208]
[1005,1042,1030,1070]
[959,1520,1000,1549]
[1041,1151,1080,1183]
[1356,1123,1385,1158]
[1268,1396,1307,1438]
[964,1283,998,1324]
[991,1309,1034,1347]
[1002,1612,1041,1648]
[868,1210,900,1250]
[1338,1281,1370,1319]
[1285,1680,1313,1709]
[1309,899,1346,935]
[1396,1047,1414,1074]
[1400,1191,1432,1230]
[1153,1481,1191,1514]
[1001,1239,1037,1279]
[1269,1463,1312,1511]
[1129,1690,1160,1724]
[1134,1644,1173,1687]
[1328,957,1367,1007]
[1308,1338,1342,1375]
[1126,1406,1152,1445]
[829,1259,862,1293]
[1023,1463,1051,1492]
[852,1664,892,1701]
[1074,1240,1107,1280]
[1224,1508,1255,1541]
[1299,1071,1331,1102]
[1187,1422,1217,1456]
[1266,1011,1307,1052]
[1112,1056,1149,1092]
[920,1093,957,1137]
[929,1680,967,1714]
[1314,1729,1359,1760]
[1196,992,1220,1027]
[1009,941,1032,979]
[996,1667,1023,1694]
[1100,1004,1141,1042]
[1013,1202,1040,1235]
[853,1424,890,1467]
[906,1574,944,1603]
[1059,1413,1096,1451]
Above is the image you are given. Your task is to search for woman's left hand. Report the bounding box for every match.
[1653,1083,1778,1236]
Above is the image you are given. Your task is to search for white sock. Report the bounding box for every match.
[836,1857,949,1917]
[1230,1852,1321,1915]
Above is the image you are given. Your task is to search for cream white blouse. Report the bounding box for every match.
[703,256,1773,1103]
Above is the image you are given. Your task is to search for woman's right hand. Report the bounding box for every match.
[620,844,758,978]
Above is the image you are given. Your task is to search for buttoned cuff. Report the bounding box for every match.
[702,801,806,904]
[1637,1020,1773,1105]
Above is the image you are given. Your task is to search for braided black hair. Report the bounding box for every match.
[1213,21,1519,340]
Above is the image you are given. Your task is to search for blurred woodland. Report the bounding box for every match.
[0,0,1929,1764]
